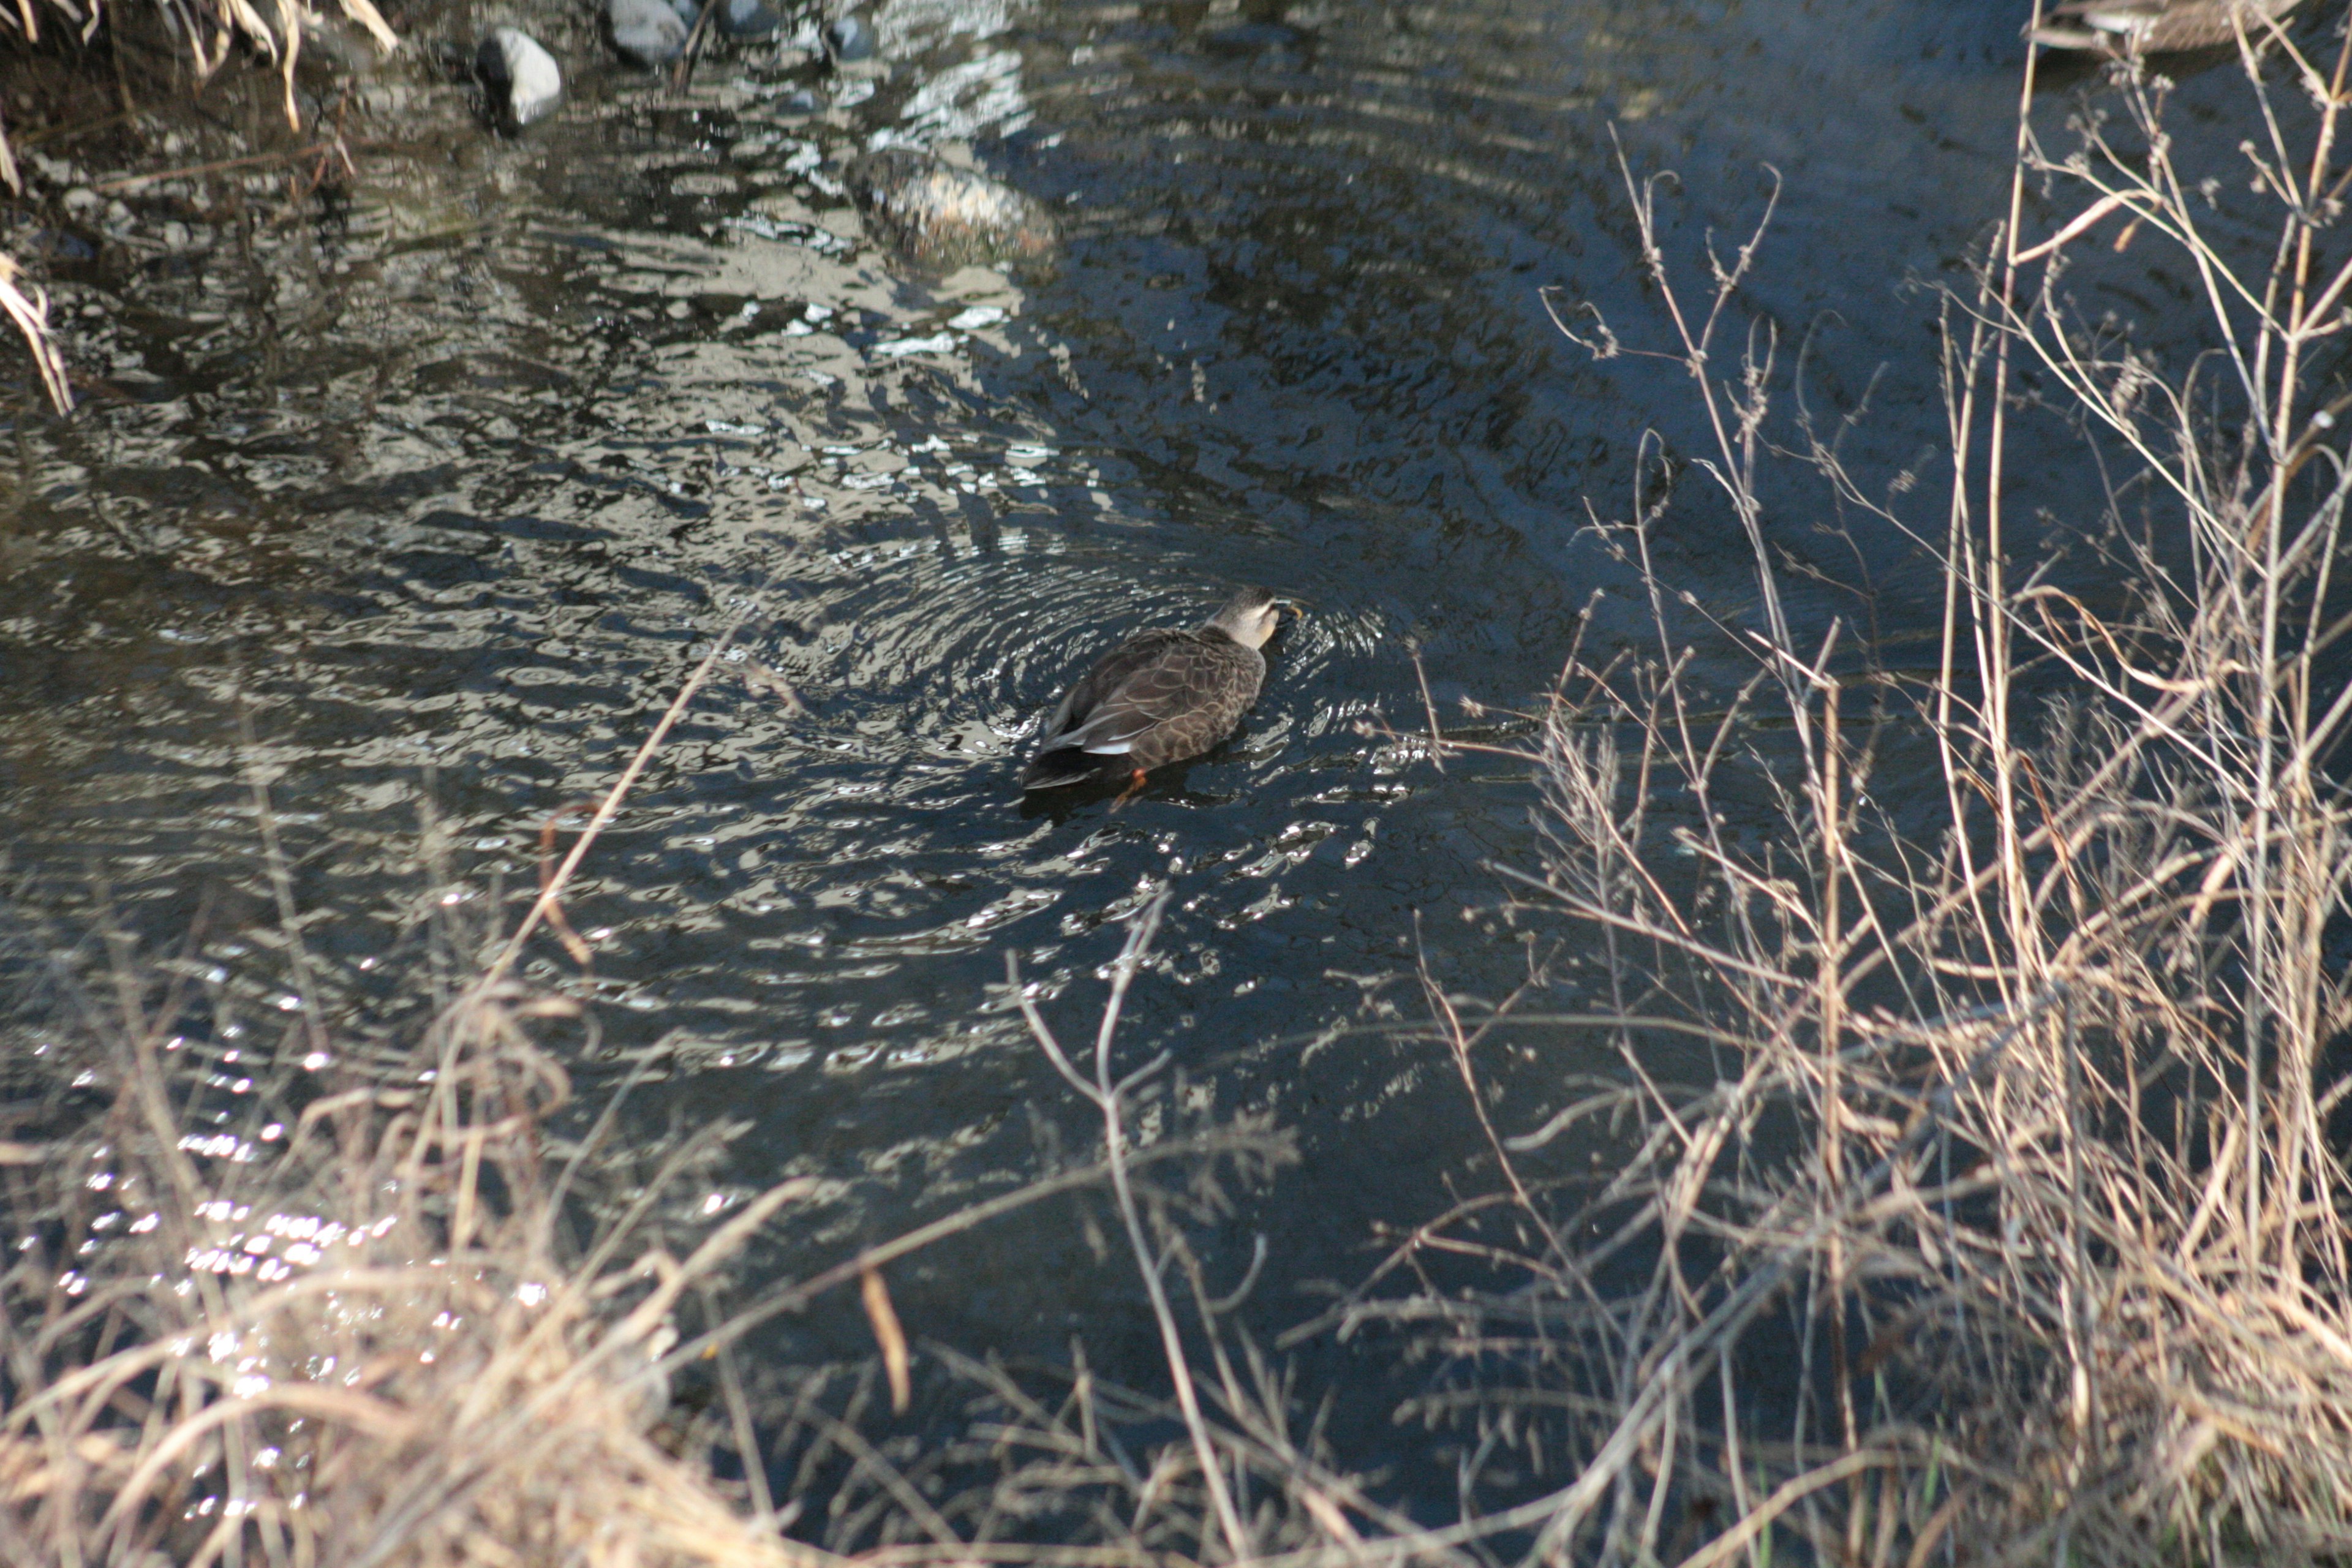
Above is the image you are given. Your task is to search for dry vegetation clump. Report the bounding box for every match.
[0,639,848,1567]
[0,870,1340,1568]
[0,914,831,1568]
[0,0,398,412]
[1308,21,2352,1568]
[0,0,396,136]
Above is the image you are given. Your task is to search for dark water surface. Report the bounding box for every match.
[1,0,2278,1515]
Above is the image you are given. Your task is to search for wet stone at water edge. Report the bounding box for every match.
[823,11,875,61]
[715,0,783,41]
[608,0,689,68]
[846,149,1057,271]
[476,28,562,128]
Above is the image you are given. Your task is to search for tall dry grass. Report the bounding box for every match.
[0,732,833,1568]
[1313,18,2352,1568]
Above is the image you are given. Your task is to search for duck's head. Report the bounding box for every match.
[1205,586,1289,649]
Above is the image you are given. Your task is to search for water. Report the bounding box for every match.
[0,0,2283,1519]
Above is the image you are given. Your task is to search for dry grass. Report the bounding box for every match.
[0,882,1324,1568]
[0,0,396,131]
[0,902,830,1567]
[0,0,399,412]
[0,249,69,410]
[0,660,841,1568]
[1321,20,2352,1568]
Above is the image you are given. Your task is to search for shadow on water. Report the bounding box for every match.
[1,0,2326,1517]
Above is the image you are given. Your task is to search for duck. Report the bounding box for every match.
[1020,587,1287,801]
[2027,0,2302,53]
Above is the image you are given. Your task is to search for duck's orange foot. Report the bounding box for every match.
[1110,768,1150,810]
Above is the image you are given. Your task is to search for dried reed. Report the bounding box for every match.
[1336,21,2352,1568]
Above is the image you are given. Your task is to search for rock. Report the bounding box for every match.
[609,1322,678,1433]
[28,228,98,262]
[296,13,388,79]
[647,0,778,44]
[477,28,562,129]
[59,186,101,216]
[1202,20,1303,56]
[718,0,782,39]
[823,12,875,61]
[846,149,1057,271]
[609,0,689,67]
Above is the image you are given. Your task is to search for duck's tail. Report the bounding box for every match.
[1019,748,1123,791]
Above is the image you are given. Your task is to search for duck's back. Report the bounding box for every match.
[1023,628,1265,788]
[2037,0,2299,50]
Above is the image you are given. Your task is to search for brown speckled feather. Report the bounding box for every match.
[2030,0,2301,52]
[1022,626,1267,790]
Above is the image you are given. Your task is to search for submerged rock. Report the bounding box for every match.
[295,13,391,80]
[823,12,875,61]
[477,28,562,127]
[609,0,689,66]
[717,0,783,39]
[846,149,1056,270]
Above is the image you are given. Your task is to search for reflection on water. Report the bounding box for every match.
[0,0,2262,1499]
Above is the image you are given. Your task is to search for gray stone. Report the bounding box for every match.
[823,13,875,61]
[295,14,388,78]
[609,0,689,66]
[846,149,1058,271]
[719,0,782,39]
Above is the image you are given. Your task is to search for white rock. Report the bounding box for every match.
[477,28,562,128]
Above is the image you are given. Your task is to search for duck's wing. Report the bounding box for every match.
[1034,629,1193,751]
[1054,635,1265,769]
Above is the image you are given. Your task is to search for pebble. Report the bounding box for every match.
[609,0,689,66]
[29,228,97,261]
[823,13,875,61]
[846,149,1057,270]
[477,28,562,129]
[60,186,101,216]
